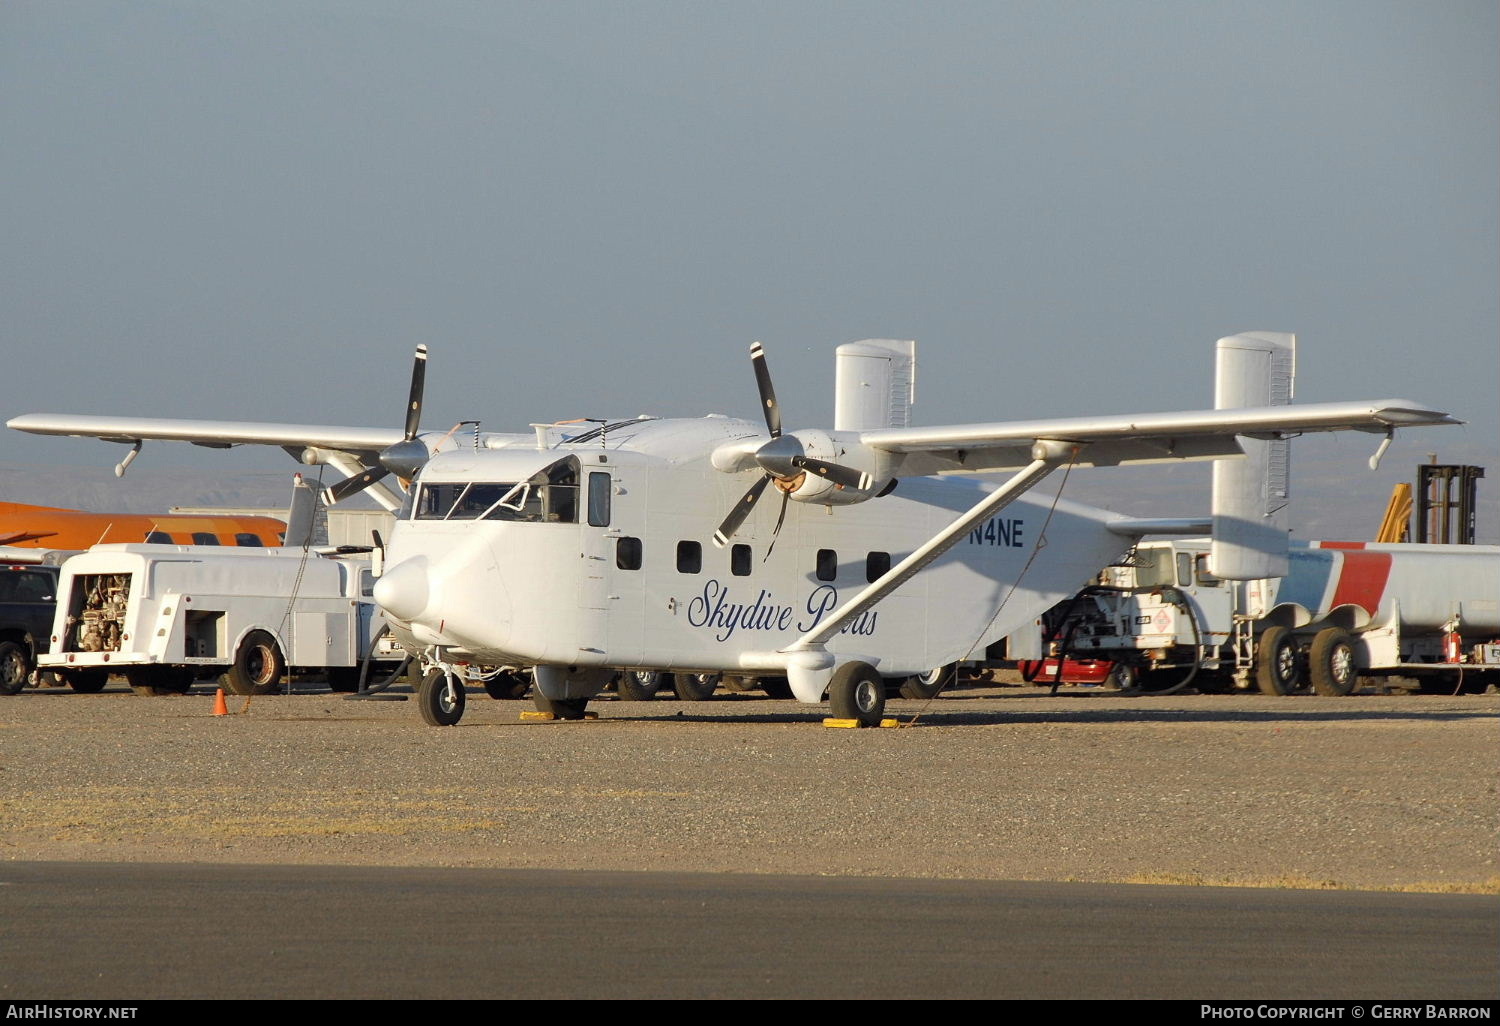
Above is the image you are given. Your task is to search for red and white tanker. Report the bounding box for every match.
[1037,539,1500,695]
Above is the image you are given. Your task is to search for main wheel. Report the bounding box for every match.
[0,641,32,695]
[224,630,286,696]
[1255,626,1300,696]
[671,672,720,702]
[62,669,109,693]
[532,693,590,720]
[1308,627,1358,696]
[616,669,664,701]
[418,669,466,726]
[829,661,885,727]
[899,664,954,700]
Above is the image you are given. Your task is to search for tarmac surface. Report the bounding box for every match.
[6,861,1496,1000]
[2,680,1496,891]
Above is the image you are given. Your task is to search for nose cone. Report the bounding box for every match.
[373,558,431,622]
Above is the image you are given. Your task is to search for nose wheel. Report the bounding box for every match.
[418,668,466,726]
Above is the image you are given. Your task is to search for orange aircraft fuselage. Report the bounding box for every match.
[0,502,286,550]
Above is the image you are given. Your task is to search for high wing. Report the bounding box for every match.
[858,400,1459,475]
[5,414,403,458]
[9,345,443,512]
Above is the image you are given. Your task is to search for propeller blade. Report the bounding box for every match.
[403,344,428,441]
[763,488,791,562]
[712,474,772,547]
[749,341,781,439]
[325,466,391,506]
[791,456,873,492]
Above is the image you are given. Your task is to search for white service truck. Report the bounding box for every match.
[40,543,403,695]
[1033,538,1500,695]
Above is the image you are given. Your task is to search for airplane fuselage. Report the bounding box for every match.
[373,416,1130,694]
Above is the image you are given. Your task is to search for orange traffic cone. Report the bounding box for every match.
[213,688,229,716]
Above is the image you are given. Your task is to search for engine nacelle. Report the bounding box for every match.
[781,429,890,506]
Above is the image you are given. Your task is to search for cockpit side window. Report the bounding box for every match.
[587,472,611,527]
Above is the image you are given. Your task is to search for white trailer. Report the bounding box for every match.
[40,543,403,695]
[1038,539,1500,695]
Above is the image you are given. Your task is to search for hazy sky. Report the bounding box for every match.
[2,1,1495,536]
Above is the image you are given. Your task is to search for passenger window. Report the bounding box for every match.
[677,540,702,574]
[731,544,751,577]
[616,537,642,571]
[192,533,219,546]
[234,533,263,547]
[587,472,611,527]
[866,551,891,582]
[816,549,838,582]
[145,531,171,544]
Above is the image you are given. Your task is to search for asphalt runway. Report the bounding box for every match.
[3,861,1496,1000]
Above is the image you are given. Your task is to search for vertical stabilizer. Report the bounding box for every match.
[834,339,916,431]
[1210,331,1294,579]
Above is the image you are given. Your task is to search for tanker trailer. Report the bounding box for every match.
[1038,539,1500,695]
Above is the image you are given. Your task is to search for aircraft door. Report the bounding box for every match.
[582,466,645,665]
[576,469,613,663]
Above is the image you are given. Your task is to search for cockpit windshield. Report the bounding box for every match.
[411,457,580,523]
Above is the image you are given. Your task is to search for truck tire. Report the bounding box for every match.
[0,641,32,695]
[759,676,793,699]
[125,667,195,696]
[899,664,955,700]
[1106,662,1141,694]
[671,672,720,702]
[1255,626,1300,695]
[1308,628,1358,696]
[616,669,664,701]
[224,631,286,696]
[326,667,362,693]
[62,669,109,693]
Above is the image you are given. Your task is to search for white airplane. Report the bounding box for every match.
[8,333,1456,726]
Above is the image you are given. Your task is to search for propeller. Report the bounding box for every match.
[324,345,432,505]
[712,342,874,548]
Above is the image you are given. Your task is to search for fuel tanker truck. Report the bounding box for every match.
[1029,539,1500,695]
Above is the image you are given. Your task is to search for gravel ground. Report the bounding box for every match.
[2,681,1496,891]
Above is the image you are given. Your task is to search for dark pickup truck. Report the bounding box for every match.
[0,562,63,694]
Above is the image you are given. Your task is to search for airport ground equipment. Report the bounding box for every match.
[1034,538,1500,695]
[0,562,75,694]
[40,544,404,695]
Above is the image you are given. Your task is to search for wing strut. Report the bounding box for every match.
[779,440,1076,699]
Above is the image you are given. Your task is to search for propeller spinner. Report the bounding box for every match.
[324,345,432,506]
[712,342,874,547]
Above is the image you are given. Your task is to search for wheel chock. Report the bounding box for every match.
[212,688,229,717]
[520,710,556,721]
[822,717,901,729]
